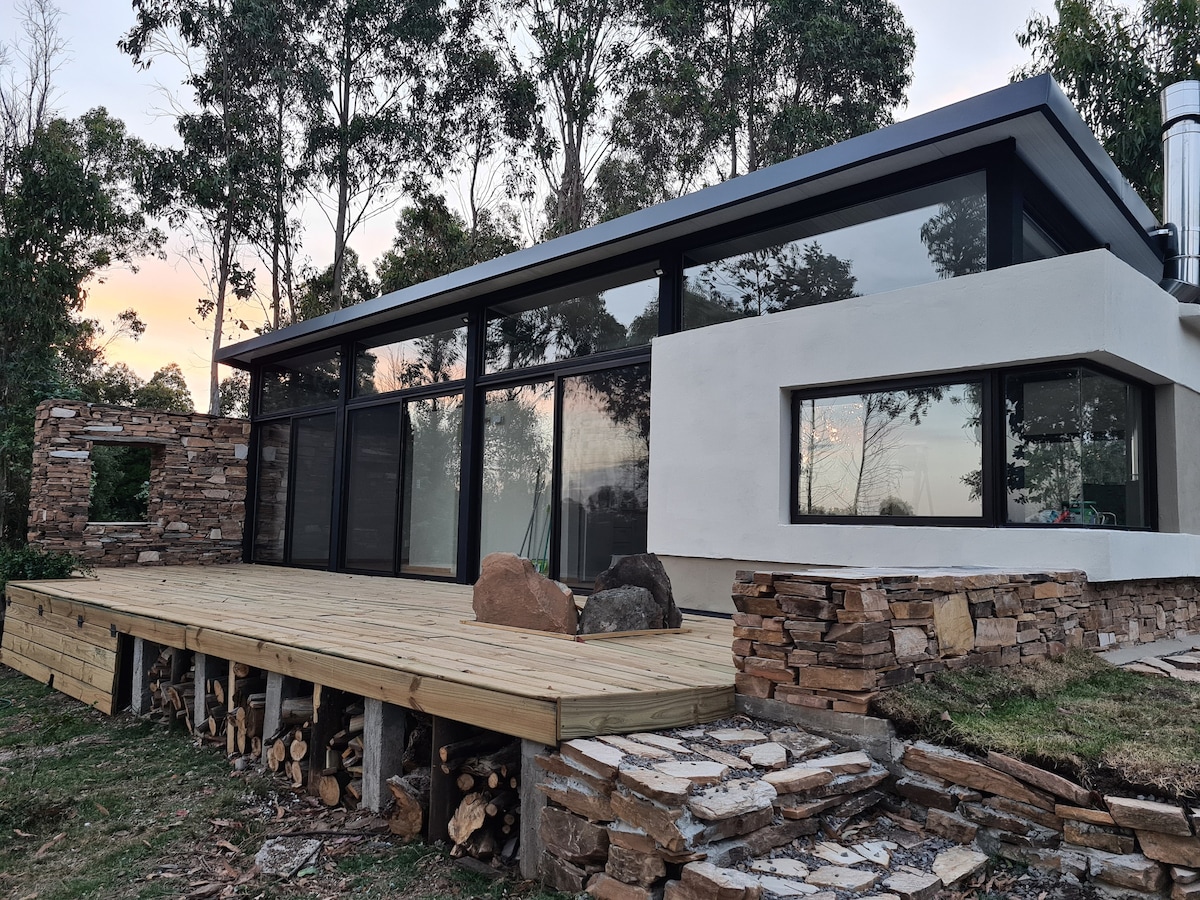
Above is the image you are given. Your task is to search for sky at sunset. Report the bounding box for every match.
[1,0,1065,406]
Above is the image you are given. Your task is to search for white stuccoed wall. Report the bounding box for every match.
[647,250,1200,610]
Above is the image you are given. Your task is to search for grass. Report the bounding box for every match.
[0,665,564,900]
[874,649,1200,801]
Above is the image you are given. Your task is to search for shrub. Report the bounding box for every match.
[0,545,87,597]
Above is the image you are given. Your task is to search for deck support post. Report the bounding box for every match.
[262,672,304,764]
[519,738,550,880]
[362,699,406,813]
[130,637,156,715]
[192,653,218,732]
[308,685,350,795]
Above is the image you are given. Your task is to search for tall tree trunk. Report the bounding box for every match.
[210,213,234,415]
[330,21,353,311]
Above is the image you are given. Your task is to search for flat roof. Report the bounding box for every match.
[219,75,1161,367]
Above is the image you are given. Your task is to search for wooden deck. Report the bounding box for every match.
[1,565,735,744]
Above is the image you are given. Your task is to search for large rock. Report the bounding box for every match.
[594,553,682,628]
[578,586,661,634]
[473,553,577,634]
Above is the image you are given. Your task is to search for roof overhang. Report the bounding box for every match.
[218,75,1161,367]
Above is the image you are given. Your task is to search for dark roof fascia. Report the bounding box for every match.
[218,75,1159,367]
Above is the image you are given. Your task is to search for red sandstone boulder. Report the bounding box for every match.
[473,552,578,634]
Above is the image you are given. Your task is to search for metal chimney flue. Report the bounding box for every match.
[1161,81,1200,303]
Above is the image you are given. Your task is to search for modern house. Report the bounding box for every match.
[216,75,1200,612]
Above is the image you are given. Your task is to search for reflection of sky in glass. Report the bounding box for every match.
[355,325,467,396]
[799,384,981,518]
[685,173,985,326]
[485,274,659,372]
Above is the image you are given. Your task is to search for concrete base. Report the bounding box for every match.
[519,738,549,881]
[362,700,406,813]
[130,637,156,715]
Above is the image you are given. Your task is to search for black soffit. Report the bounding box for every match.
[217,75,1161,368]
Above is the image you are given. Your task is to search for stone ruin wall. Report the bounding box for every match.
[27,399,250,566]
[730,568,1200,713]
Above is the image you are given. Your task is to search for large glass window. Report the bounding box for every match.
[796,382,983,519]
[260,349,342,415]
[253,421,291,562]
[354,318,467,396]
[344,405,401,572]
[795,365,1149,528]
[1005,367,1145,527]
[479,382,555,567]
[559,365,650,588]
[288,414,337,566]
[401,395,463,576]
[485,268,659,373]
[685,173,986,329]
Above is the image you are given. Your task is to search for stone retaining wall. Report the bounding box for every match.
[27,400,250,566]
[731,567,1200,713]
[531,720,1200,900]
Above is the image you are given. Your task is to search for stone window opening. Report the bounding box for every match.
[87,443,157,526]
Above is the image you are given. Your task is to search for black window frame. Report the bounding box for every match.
[244,140,1109,581]
[791,360,1155,530]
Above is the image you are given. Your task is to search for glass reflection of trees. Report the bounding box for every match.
[560,365,651,587]
[798,384,981,518]
[259,350,342,415]
[355,324,467,396]
[485,276,659,373]
[401,395,463,576]
[1005,368,1141,527]
[684,174,987,330]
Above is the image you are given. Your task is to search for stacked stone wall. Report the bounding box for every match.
[27,400,250,566]
[731,568,1200,713]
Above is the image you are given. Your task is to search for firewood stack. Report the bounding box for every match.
[209,663,266,753]
[440,730,521,866]
[265,696,315,788]
[386,714,433,839]
[145,647,193,728]
[315,706,367,808]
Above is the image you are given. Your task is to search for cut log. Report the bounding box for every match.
[454,742,521,779]
[485,790,518,818]
[457,773,476,792]
[387,768,431,840]
[290,738,309,762]
[280,697,314,725]
[318,772,349,807]
[448,792,488,845]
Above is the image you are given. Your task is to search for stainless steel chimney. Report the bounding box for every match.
[1162,81,1200,303]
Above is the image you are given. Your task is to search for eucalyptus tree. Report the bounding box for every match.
[1017,0,1200,210]
[298,0,452,310]
[596,0,915,217]
[121,0,287,413]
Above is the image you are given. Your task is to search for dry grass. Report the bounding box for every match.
[874,649,1200,800]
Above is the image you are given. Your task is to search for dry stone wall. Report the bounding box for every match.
[27,400,250,566]
[731,567,1200,713]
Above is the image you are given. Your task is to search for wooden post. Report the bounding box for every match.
[130,638,156,715]
[519,738,549,880]
[362,699,406,813]
[226,660,237,755]
[307,685,350,796]
[192,653,219,732]
[261,671,305,764]
[428,716,474,844]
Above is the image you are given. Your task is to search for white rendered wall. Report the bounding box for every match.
[648,250,1200,593]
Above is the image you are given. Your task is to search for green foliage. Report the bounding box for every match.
[1016,0,1200,211]
[88,444,151,523]
[0,103,161,544]
[217,369,250,418]
[0,544,83,595]
[376,194,521,293]
[596,0,915,219]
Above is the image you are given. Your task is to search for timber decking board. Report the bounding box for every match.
[8,565,735,741]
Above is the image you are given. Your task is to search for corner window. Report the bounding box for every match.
[795,381,983,521]
[686,173,986,330]
[1005,367,1145,527]
[794,364,1150,528]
